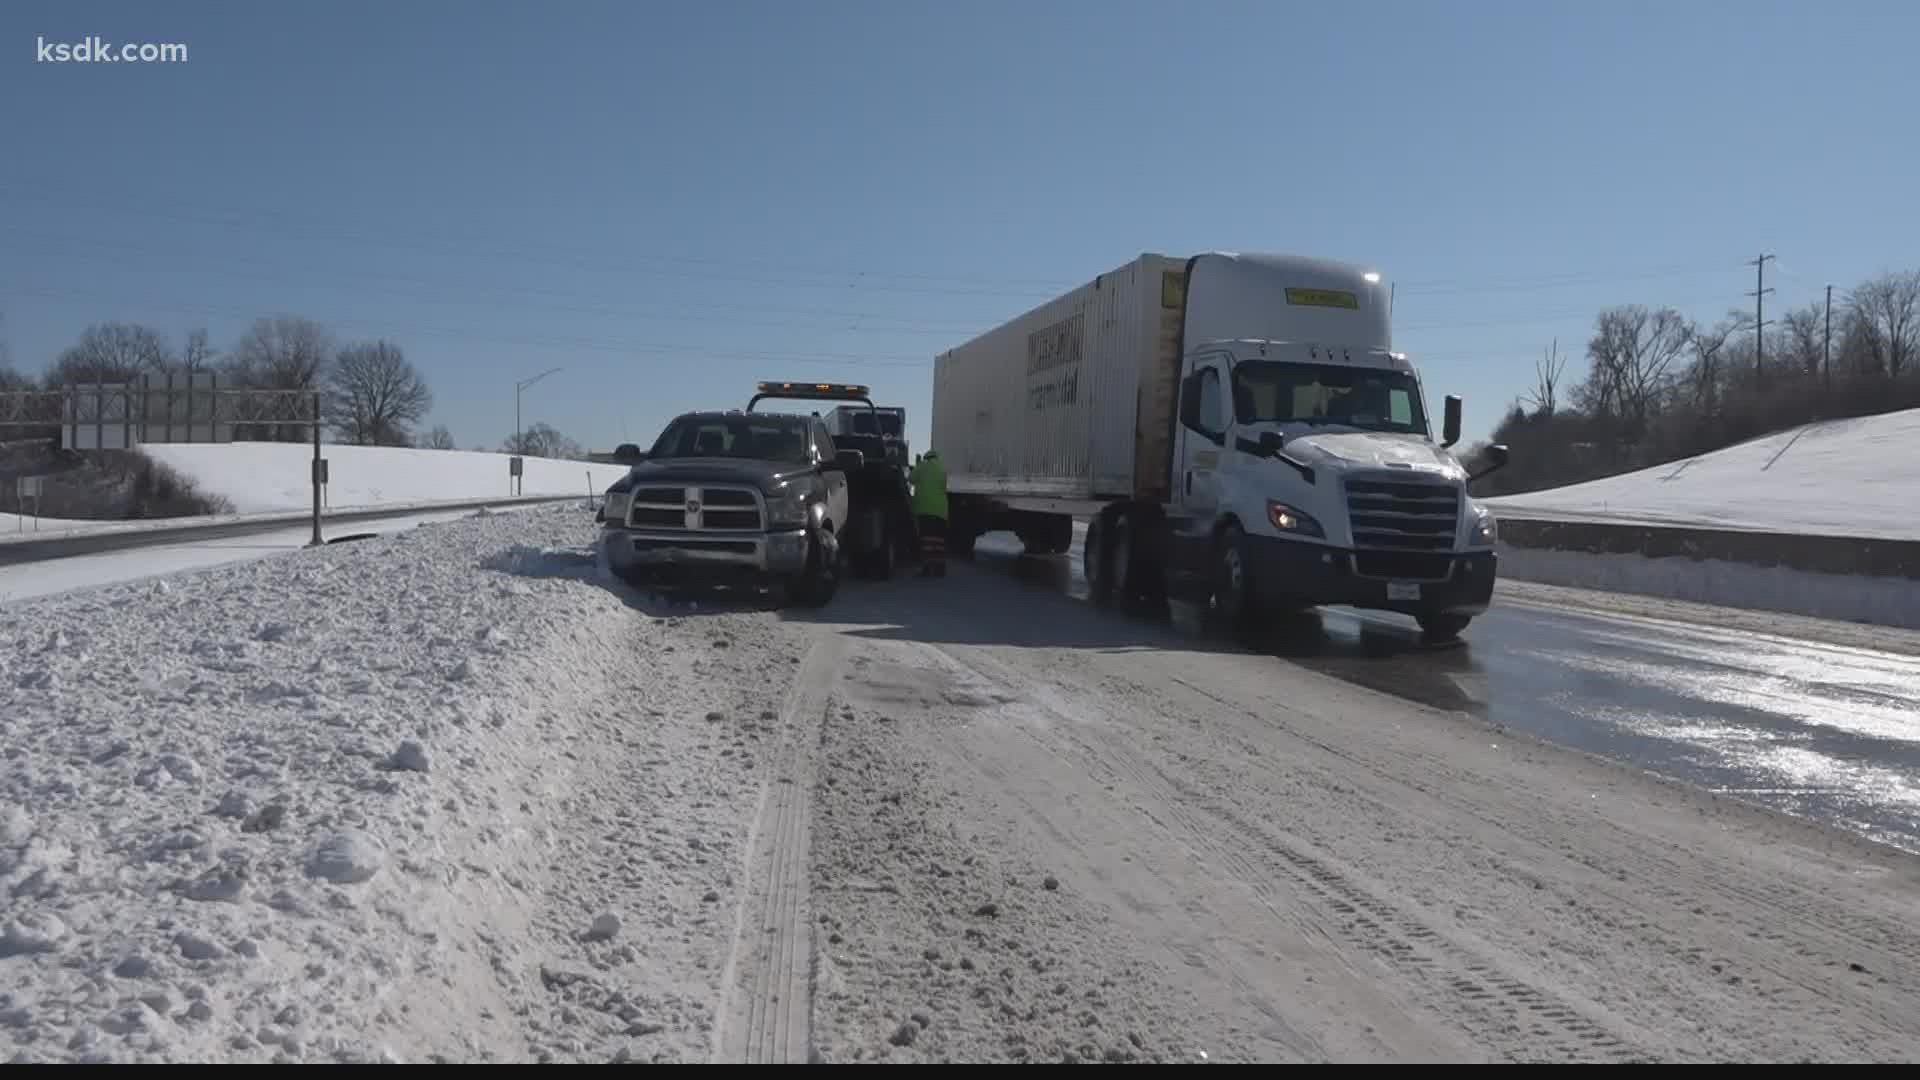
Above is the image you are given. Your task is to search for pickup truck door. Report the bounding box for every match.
[814,420,850,528]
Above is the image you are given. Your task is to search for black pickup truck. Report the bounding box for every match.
[599,382,902,606]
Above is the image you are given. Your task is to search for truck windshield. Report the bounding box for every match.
[846,411,903,436]
[648,416,812,464]
[1232,361,1429,436]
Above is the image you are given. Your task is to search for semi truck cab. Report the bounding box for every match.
[1163,335,1506,638]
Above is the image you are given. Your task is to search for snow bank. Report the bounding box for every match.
[142,443,629,515]
[0,504,814,1063]
[1485,408,1920,540]
[1498,544,1920,630]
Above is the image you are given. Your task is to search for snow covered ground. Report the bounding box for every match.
[1483,407,1920,540]
[0,504,814,1063]
[141,444,628,517]
[1,444,627,541]
[9,502,1920,1062]
[0,507,541,608]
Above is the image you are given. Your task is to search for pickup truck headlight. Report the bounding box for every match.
[1469,505,1497,546]
[765,484,808,529]
[1267,501,1326,538]
[602,492,631,523]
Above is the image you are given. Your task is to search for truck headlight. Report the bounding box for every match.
[603,492,631,522]
[765,485,807,529]
[1469,506,1497,546]
[1267,501,1325,538]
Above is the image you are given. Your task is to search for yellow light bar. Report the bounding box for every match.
[755,381,872,398]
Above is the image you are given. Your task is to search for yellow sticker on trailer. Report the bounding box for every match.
[1285,287,1360,310]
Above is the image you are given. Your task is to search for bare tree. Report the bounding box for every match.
[326,341,432,446]
[424,424,456,450]
[1523,338,1567,416]
[503,421,582,460]
[178,328,217,376]
[1847,270,1920,379]
[1682,312,1743,412]
[46,321,172,386]
[226,315,333,440]
[1578,305,1687,441]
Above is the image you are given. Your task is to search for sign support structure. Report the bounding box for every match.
[0,383,328,544]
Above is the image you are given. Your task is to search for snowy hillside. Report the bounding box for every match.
[142,443,630,515]
[0,505,811,1063]
[1484,408,1920,540]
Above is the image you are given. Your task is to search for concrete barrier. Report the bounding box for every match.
[1496,517,1920,629]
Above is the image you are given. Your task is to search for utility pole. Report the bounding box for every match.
[1823,283,1833,394]
[1747,253,1775,383]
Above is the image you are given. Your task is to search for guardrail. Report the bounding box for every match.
[1498,516,1920,580]
[0,493,591,565]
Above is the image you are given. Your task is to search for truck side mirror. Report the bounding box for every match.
[613,443,642,464]
[1468,443,1510,482]
[1442,395,1462,448]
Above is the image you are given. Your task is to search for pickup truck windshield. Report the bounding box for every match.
[648,416,813,464]
[1232,361,1429,436]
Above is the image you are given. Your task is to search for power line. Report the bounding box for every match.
[0,179,1814,307]
[4,229,1759,346]
[0,182,1080,300]
[0,282,932,370]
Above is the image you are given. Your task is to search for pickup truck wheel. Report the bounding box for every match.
[1416,613,1472,640]
[786,528,841,608]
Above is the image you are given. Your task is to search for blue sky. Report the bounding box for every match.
[3,0,1915,454]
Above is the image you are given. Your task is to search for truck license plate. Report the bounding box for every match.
[1386,582,1420,601]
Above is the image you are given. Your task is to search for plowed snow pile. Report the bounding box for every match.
[0,505,813,1064]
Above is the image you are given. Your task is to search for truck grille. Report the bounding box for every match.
[1344,474,1460,554]
[627,485,765,532]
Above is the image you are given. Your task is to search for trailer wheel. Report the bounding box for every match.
[1084,515,1114,603]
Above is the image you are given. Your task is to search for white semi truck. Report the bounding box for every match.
[928,251,1510,639]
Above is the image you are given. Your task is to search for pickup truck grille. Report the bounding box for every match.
[1344,474,1460,553]
[627,484,765,532]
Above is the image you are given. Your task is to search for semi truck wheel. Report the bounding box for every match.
[1211,523,1262,631]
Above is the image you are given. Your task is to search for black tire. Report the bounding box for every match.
[1211,523,1261,631]
[1084,514,1114,604]
[863,519,897,580]
[1416,613,1472,640]
[786,528,842,608]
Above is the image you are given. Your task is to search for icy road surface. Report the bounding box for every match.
[795,554,1920,1063]
[970,528,1920,857]
[5,506,1919,1063]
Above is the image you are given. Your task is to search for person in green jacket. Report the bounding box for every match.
[909,449,948,577]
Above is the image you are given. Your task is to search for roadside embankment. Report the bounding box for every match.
[1495,517,1920,630]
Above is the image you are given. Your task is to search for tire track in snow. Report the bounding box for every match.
[713,632,844,1064]
[931,642,1648,1063]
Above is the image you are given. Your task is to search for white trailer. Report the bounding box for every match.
[929,251,1511,638]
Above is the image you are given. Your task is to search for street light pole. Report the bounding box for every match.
[514,367,563,453]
